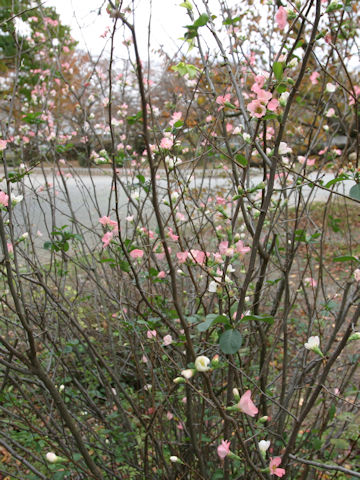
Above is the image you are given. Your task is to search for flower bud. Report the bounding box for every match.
[181,369,195,379]
[233,388,240,401]
[211,354,220,367]
[170,456,181,463]
[258,416,269,423]
[173,377,186,384]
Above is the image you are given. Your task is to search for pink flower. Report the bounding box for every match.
[219,241,229,255]
[216,93,231,110]
[160,137,173,149]
[0,139,7,151]
[247,99,266,118]
[157,270,166,279]
[254,75,266,88]
[190,249,207,265]
[0,191,9,207]
[349,85,360,105]
[217,440,231,459]
[7,242,13,253]
[102,231,113,248]
[237,390,258,417]
[216,93,231,105]
[167,228,179,241]
[269,457,286,477]
[166,411,174,420]
[99,216,118,232]
[354,269,360,282]
[176,251,189,264]
[216,196,226,205]
[147,330,157,339]
[130,249,144,259]
[267,98,279,112]
[235,240,251,255]
[309,71,320,85]
[299,156,316,166]
[169,111,182,127]
[218,241,234,257]
[305,277,317,288]
[256,89,272,104]
[163,334,172,346]
[275,6,287,30]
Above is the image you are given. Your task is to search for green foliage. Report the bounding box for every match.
[219,329,243,354]
[43,226,82,252]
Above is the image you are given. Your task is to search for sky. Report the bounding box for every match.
[45,0,191,58]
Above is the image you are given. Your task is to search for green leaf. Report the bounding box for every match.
[171,62,199,79]
[349,184,360,201]
[263,113,278,120]
[136,174,145,184]
[328,403,336,420]
[276,83,287,93]
[119,260,130,272]
[219,329,242,354]
[197,314,230,332]
[324,173,349,188]
[330,438,350,450]
[235,153,248,167]
[179,1,193,10]
[333,255,359,263]
[326,2,342,13]
[273,62,283,81]
[223,15,242,25]
[193,14,209,27]
[127,111,142,125]
[241,314,274,325]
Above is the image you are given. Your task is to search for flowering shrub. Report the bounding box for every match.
[0,0,360,479]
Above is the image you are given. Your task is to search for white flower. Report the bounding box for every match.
[171,191,180,202]
[11,194,23,205]
[170,456,180,463]
[304,336,319,351]
[20,232,28,240]
[208,281,218,293]
[165,156,181,169]
[304,335,324,357]
[181,369,195,379]
[259,440,271,452]
[194,355,211,372]
[243,133,251,143]
[326,83,336,93]
[46,452,59,463]
[279,142,292,155]
[59,384,65,392]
